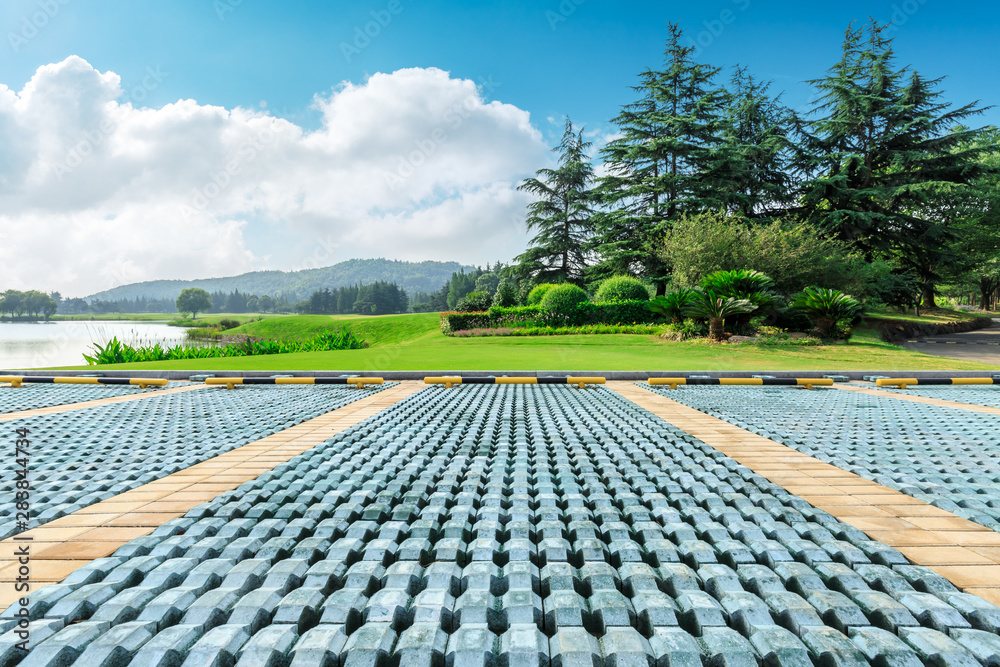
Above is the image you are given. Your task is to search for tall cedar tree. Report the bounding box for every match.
[515,119,595,284]
[722,68,794,218]
[592,23,731,294]
[795,20,994,306]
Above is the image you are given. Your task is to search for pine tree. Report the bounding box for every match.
[795,20,995,306]
[515,118,595,284]
[592,23,731,294]
[720,68,794,218]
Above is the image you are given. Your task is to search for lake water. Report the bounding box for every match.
[0,321,195,369]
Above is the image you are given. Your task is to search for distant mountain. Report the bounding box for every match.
[85,258,476,302]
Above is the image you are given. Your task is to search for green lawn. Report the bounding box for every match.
[51,312,1000,372]
[863,307,997,324]
[50,312,288,324]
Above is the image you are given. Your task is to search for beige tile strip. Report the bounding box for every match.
[0,381,425,609]
[0,383,209,422]
[607,381,1000,607]
[833,382,1000,416]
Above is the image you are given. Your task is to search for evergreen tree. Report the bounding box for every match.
[795,20,995,307]
[592,23,731,294]
[515,118,595,284]
[721,68,794,218]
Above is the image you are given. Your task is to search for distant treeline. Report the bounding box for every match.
[297,281,409,315]
[57,290,296,315]
[1,289,59,319]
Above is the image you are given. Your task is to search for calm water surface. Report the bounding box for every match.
[0,321,193,369]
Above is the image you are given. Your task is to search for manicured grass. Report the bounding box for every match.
[51,313,999,372]
[863,307,997,324]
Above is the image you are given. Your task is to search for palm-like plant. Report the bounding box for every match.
[646,289,697,323]
[700,269,777,309]
[791,287,863,339]
[684,290,757,341]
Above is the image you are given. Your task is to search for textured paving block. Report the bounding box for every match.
[181,623,251,667]
[234,624,298,667]
[697,627,759,667]
[898,626,981,667]
[847,626,922,667]
[749,625,811,667]
[800,627,869,667]
[288,624,348,667]
[446,624,497,667]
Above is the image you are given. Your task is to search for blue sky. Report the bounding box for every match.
[2,0,997,296]
[4,0,997,137]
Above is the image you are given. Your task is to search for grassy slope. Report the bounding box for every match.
[52,312,999,372]
[863,307,997,324]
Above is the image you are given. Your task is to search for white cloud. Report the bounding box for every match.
[0,57,549,296]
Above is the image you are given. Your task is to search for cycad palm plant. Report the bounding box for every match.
[791,287,863,339]
[684,290,757,341]
[646,289,697,323]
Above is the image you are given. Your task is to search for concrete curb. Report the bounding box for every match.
[3,369,999,381]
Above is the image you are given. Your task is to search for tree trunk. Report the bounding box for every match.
[813,317,835,339]
[920,283,937,309]
[709,317,724,341]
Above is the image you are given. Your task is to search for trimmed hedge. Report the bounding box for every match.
[441,300,660,333]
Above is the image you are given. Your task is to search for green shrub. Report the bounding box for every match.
[217,318,240,331]
[594,276,649,303]
[659,319,705,341]
[526,283,558,306]
[455,290,492,312]
[647,289,697,323]
[492,281,517,308]
[540,284,589,316]
[791,287,863,339]
[684,290,757,341]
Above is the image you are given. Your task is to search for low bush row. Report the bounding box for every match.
[441,300,658,333]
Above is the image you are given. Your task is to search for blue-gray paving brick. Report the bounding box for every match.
[143,559,201,591]
[749,625,811,667]
[137,588,199,630]
[318,589,368,631]
[763,592,825,636]
[43,583,119,622]
[854,565,915,596]
[90,587,160,624]
[940,592,1000,632]
[180,588,240,630]
[363,590,413,630]
[893,565,960,595]
[735,565,784,597]
[949,628,1000,666]
[675,591,727,636]
[631,590,680,635]
[898,592,972,632]
[227,590,283,633]
[287,624,348,667]
[850,591,919,633]
[805,591,869,633]
[499,624,547,667]
[549,628,601,667]
[0,619,64,667]
[649,626,703,667]
[657,564,701,596]
[180,623,250,667]
[800,627,868,667]
[446,624,496,667]
[20,621,109,667]
[234,625,298,667]
[391,623,448,667]
[410,589,454,630]
[697,627,758,667]
[847,626,922,667]
[181,558,235,594]
[898,626,981,667]
[718,591,774,637]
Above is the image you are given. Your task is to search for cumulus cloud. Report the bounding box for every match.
[0,57,548,296]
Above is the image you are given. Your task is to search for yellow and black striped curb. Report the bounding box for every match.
[424,376,606,388]
[204,377,384,390]
[877,377,999,389]
[649,377,834,390]
[0,376,167,389]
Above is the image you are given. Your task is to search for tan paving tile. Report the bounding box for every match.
[895,546,996,566]
[834,383,1000,415]
[33,541,122,560]
[73,526,156,542]
[966,588,1000,607]
[606,381,1000,600]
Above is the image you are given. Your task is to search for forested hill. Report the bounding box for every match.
[84,259,475,301]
